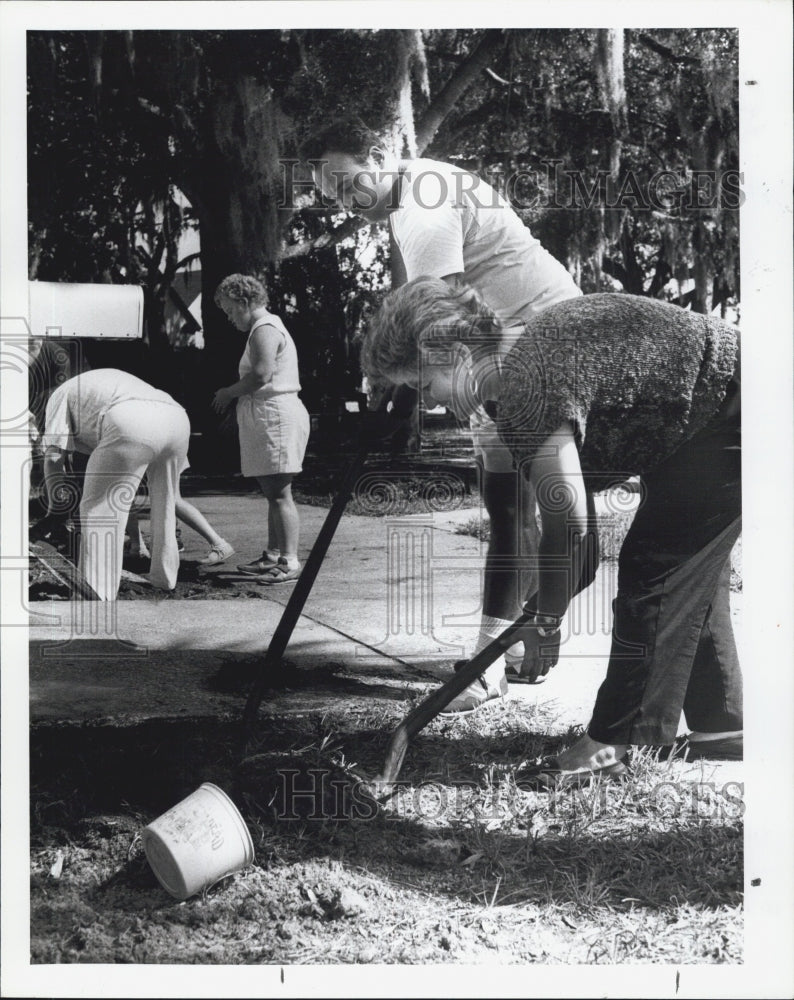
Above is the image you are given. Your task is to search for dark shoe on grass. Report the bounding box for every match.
[655,733,743,762]
[673,734,743,762]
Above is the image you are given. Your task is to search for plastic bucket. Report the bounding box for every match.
[142,783,254,900]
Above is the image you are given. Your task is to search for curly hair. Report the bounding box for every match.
[299,117,384,164]
[213,274,268,309]
[360,277,504,384]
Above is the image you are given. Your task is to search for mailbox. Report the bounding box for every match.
[28,281,144,340]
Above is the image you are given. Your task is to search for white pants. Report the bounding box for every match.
[79,400,190,600]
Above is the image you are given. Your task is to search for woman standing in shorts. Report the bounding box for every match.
[212,274,310,584]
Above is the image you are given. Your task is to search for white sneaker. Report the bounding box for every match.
[199,539,235,566]
[440,665,509,717]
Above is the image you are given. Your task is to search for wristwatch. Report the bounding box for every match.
[523,609,562,637]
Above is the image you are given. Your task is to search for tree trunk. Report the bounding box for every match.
[194,76,286,362]
[594,29,626,180]
[594,29,627,245]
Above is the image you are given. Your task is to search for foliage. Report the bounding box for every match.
[423,29,739,311]
[27,27,740,449]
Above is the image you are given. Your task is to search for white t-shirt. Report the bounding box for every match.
[43,368,180,453]
[389,158,581,325]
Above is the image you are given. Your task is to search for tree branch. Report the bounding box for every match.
[637,33,699,66]
[601,256,630,288]
[280,214,372,260]
[415,29,508,152]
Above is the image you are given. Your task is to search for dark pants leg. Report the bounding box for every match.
[587,406,741,746]
[683,554,743,732]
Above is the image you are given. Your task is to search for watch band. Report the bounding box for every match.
[522,606,562,636]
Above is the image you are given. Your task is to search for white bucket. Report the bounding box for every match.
[142,783,255,900]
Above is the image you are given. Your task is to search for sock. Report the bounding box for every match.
[473,615,513,685]
[688,729,743,742]
[279,556,301,570]
[265,548,280,562]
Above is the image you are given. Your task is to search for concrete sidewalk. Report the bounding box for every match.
[29,487,741,735]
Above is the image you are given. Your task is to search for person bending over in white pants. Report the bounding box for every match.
[42,368,231,599]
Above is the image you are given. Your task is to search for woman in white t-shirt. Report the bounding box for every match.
[212,274,310,583]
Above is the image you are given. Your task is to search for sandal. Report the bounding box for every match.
[505,663,548,685]
[504,651,548,685]
[256,559,302,585]
[517,754,631,792]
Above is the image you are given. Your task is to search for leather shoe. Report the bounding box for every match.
[664,734,743,762]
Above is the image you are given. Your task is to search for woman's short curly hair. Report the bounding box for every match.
[360,277,503,384]
[214,274,268,309]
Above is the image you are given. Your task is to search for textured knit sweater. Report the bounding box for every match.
[495,293,739,481]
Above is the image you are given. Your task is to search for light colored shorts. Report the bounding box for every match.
[237,393,310,478]
[469,409,515,474]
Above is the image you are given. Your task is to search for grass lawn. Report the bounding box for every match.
[30,694,742,965]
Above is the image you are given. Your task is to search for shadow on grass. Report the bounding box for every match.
[30,715,743,918]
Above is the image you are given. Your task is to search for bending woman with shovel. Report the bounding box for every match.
[361,279,743,784]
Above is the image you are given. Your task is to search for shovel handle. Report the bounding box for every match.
[376,610,536,786]
[242,444,370,729]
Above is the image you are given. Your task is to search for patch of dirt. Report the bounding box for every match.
[30,707,744,965]
[28,550,282,602]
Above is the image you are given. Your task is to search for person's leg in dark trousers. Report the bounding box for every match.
[682,553,743,733]
[587,406,741,747]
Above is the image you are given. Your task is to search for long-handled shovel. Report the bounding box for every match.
[239,606,548,816]
[242,443,370,730]
[373,605,545,787]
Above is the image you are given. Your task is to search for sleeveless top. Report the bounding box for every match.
[238,311,302,400]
